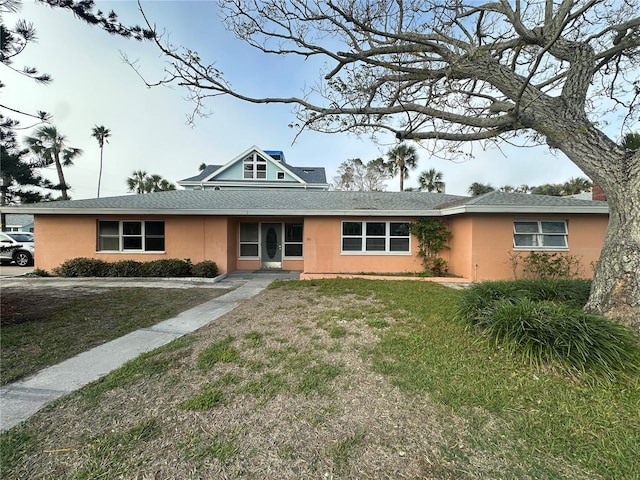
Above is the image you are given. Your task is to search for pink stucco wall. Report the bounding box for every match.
[448,213,608,281]
[33,213,607,280]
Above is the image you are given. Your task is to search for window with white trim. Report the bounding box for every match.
[239,222,259,257]
[97,221,165,252]
[243,153,267,179]
[341,221,410,253]
[513,220,568,249]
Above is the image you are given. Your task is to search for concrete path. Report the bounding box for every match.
[0,273,297,432]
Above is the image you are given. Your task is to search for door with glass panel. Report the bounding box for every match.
[260,223,282,269]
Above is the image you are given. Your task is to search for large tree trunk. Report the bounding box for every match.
[584,175,640,332]
[551,122,640,332]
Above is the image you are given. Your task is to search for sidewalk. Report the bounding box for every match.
[0,273,295,432]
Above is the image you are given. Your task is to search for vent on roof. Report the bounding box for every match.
[214,186,221,191]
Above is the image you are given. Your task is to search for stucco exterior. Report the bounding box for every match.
[447,213,608,281]
[32,211,607,280]
[3,189,607,279]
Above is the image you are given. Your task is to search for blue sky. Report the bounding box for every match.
[3,0,597,200]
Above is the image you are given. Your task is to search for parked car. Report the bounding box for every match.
[0,231,35,267]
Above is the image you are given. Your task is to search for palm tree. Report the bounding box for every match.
[386,143,418,191]
[127,170,176,194]
[562,177,592,195]
[91,125,111,198]
[621,132,640,150]
[145,174,176,192]
[467,182,495,196]
[127,170,149,194]
[24,125,82,201]
[418,168,445,192]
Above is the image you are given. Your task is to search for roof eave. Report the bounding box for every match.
[441,205,610,215]
[3,207,443,217]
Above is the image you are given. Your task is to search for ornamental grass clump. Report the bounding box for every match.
[455,280,640,381]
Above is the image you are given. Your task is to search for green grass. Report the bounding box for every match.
[0,287,221,385]
[71,418,161,479]
[324,431,366,476]
[341,279,640,479]
[181,385,226,410]
[2,278,638,478]
[181,431,239,466]
[197,335,240,370]
[77,336,196,406]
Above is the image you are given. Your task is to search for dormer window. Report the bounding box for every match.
[243,153,267,179]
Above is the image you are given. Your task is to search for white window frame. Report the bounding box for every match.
[243,153,268,180]
[513,220,568,250]
[97,220,165,253]
[341,221,411,255]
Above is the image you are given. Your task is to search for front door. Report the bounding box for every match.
[261,223,282,270]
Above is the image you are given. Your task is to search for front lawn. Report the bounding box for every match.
[1,279,638,479]
[0,286,225,385]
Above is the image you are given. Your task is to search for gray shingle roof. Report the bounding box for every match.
[2,190,462,215]
[1,190,608,216]
[179,164,327,184]
[180,165,222,182]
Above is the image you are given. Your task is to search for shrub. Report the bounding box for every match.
[53,258,110,277]
[140,259,192,277]
[508,251,583,279]
[455,279,640,381]
[475,299,640,381]
[108,260,143,277]
[30,268,51,277]
[192,260,219,278]
[455,279,591,324]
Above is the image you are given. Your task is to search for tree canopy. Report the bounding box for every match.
[136,0,640,327]
[332,157,390,191]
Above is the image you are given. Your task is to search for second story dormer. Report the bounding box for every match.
[178,146,328,191]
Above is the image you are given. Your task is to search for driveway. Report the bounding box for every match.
[0,264,34,278]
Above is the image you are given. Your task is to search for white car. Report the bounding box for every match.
[0,231,35,267]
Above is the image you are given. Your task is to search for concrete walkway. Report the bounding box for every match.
[0,273,298,432]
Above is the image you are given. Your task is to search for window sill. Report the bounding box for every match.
[341,251,412,256]
[513,247,569,252]
[96,251,166,254]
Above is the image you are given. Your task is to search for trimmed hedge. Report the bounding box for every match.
[53,257,219,279]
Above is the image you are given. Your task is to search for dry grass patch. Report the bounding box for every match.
[1,280,623,479]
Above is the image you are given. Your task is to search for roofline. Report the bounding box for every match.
[176,181,329,189]
[1,206,444,217]
[440,204,609,215]
[201,146,310,184]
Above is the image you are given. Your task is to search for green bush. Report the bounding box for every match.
[455,279,640,381]
[192,260,219,278]
[140,259,193,277]
[53,258,110,277]
[455,279,591,324]
[475,299,640,380]
[108,260,143,277]
[30,268,51,277]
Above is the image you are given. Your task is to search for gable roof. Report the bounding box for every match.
[178,146,327,185]
[1,190,608,217]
